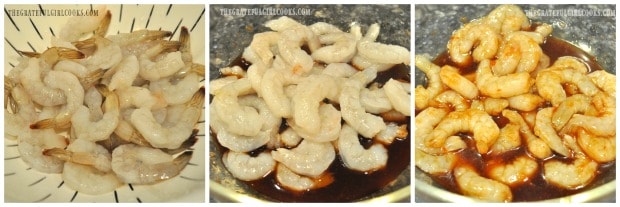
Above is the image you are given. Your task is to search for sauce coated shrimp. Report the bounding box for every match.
[415,148,457,174]
[492,32,543,75]
[476,59,532,98]
[271,140,335,178]
[487,156,538,186]
[414,55,443,110]
[454,165,513,202]
[447,23,500,66]
[502,109,552,159]
[483,4,530,35]
[276,164,333,191]
[415,107,449,154]
[577,128,615,163]
[533,107,571,157]
[536,68,600,106]
[426,109,500,154]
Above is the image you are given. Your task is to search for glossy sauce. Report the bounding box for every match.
[423,35,615,201]
[212,60,411,202]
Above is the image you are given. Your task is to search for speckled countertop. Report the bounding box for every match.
[209,4,410,203]
[415,4,616,203]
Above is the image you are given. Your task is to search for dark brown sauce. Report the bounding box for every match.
[212,59,411,202]
[423,34,615,202]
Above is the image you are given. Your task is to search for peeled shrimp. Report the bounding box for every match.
[476,59,532,98]
[289,104,341,143]
[340,75,386,138]
[414,55,443,109]
[131,88,203,149]
[149,72,201,105]
[210,76,239,95]
[111,144,192,184]
[107,55,139,91]
[383,78,411,116]
[44,139,112,173]
[447,23,500,66]
[311,32,357,64]
[548,56,589,74]
[19,58,67,106]
[357,41,410,65]
[551,94,594,130]
[536,68,600,106]
[375,122,408,144]
[209,100,272,153]
[77,37,122,70]
[71,85,120,142]
[338,124,388,172]
[276,164,333,191]
[492,32,543,75]
[360,86,393,114]
[53,60,103,88]
[264,16,307,32]
[577,129,615,163]
[17,129,67,173]
[61,162,123,195]
[439,65,478,99]
[533,107,571,157]
[487,156,538,186]
[292,75,340,133]
[107,30,172,47]
[453,165,513,202]
[260,68,294,118]
[588,70,616,97]
[415,107,449,155]
[30,71,85,129]
[482,98,509,116]
[243,32,280,67]
[544,134,598,190]
[415,148,457,174]
[116,86,167,110]
[483,4,530,35]
[426,109,500,154]
[213,78,262,136]
[59,6,108,42]
[268,127,302,149]
[222,151,276,181]
[507,94,543,112]
[271,140,335,178]
[489,123,521,154]
[322,63,358,78]
[278,27,319,74]
[502,109,552,159]
[138,42,185,81]
[430,90,469,111]
[560,93,615,137]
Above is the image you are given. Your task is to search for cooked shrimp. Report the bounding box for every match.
[426,109,500,154]
[502,109,552,159]
[271,140,335,178]
[357,41,410,65]
[107,55,139,91]
[138,41,185,81]
[59,6,108,42]
[338,124,388,172]
[340,76,386,138]
[276,164,334,191]
[289,104,341,143]
[454,165,513,202]
[536,68,600,106]
[292,75,340,133]
[447,23,500,66]
[476,59,532,98]
[71,85,120,142]
[375,122,408,145]
[383,78,411,116]
[588,70,616,97]
[360,86,393,114]
[19,58,67,106]
[551,94,594,130]
[492,32,543,75]
[507,94,544,112]
[533,107,571,157]
[414,55,443,109]
[415,107,450,155]
[489,123,521,154]
[222,151,276,181]
[111,144,192,184]
[577,128,615,163]
[131,88,203,149]
[30,71,85,129]
[483,4,530,35]
[415,148,457,174]
[61,162,123,195]
[312,32,357,64]
[487,156,538,186]
[43,139,112,173]
[560,93,615,137]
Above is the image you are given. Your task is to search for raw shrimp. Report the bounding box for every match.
[311,32,357,64]
[222,151,276,181]
[111,144,192,184]
[350,54,394,72]
[357,41,410,65]
[4,84,37,138]
[107,30,172,47]
[54,60,103,89]
[107,55,139,91]
[492,32,543,75]
[489,123,521,154]
[533,107,571,157]
[30,71,85,129]
[276,164,334,191]
[577,129,615,163]
[502,109,552,159]
[149,72,201,105]
[113,119,152,148]
[17,129,68,173]
[292,75,340,133]
[415,148,457,174]
[71,85,120,141]
[19,58,68,106]
[243,32,280,67]
[430,90,469,111]
[548,56,589,74]
[360,86,393,114]
[338,124,388,172]
[61,162,123,195]
[75,37,122,70]
[213,78,262,136]
[116,86,167,110]
[439,65,478,99]
[210,76,239,95]
[322,63,358,78]
[483,98,509,116]
[453,165,513,202]
[536,68,600,106]
[551,94,594,130]
[340,75,386,138]
[588,70,616,96]
[375,122,408,144]
[219,66,246,78]
[268,128,302,149]
[138,42,185,81]
[43,139,112,172]
[265,16,307,32]
[59,6,108,42]
[447,23,500,66]
[289,104,341,143]
[544,134,598,189]
[271,140,335,178]
[487,156,538,186]
[415,107,450,155]
[414,55,443,110]
[560,93,615,137]
[278,26,320,74]
[310,22,344,35]
[483,4,530,35]
[261,68,294,118]
[507,94,543,112]
[19,47,85,69]
[383,79,411,116]
[131,88,203,149]
[426,109,500,154]
[476,59,532,98]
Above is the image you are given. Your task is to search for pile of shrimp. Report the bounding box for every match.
[4,6,205,195]
[415,5,616,202]
[210,16,410,191]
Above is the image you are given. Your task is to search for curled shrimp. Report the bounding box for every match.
[223,151,276,181]
[560,93,615,137]
[111,144,193,184]
[311,32,357,64]
[19,47,85,68]
[243,32,280,67]
[131,88,204,149]
[271,140,335,178]
[357,40,410,65]
[415,148,457,174]
[59,6,109,42]
[138,41,185,81]
[107,30,172,47]
[278,26,319,74]
[476,59,532,98]
[551,94,595,130]
[338,124,388,172]
[43,139,112,173]
[340,71,387,138]
[414,55,443,110]
[213,78,262,136]
[107,55,139,91]
[150,72,201,105]
[506,94,543,112]
[19,58,68,106]
[291,75,340,134]
[382,78,411,116]
[360,85,393,114]
[536,68,600,106]
[426,109,500,154]
[61,162,123,195]
[588,70,616,97]
[30,71,85,129]
[544,134,598,190]
[276,164,334,191]
[492,32,543,75]
[430,90,469,111]
[415,107,449,155]
[533,107,571,157]
[70,84,120,142]
[54,60,103,89]
[489,123,521,154]
[483,4,530,35]
[375,122,408,145]
[502,109,552,159]
[288,104,341,143]
[487,155,538,186]
[454,165,513,202]
[447,22,500,66]
[577,128,615,163]
[17,129,68,173]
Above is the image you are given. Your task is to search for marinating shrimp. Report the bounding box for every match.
[414,55,443,110]
[360,86,393,114]
[243,32,280,67]
[292,75,340,133]
[278,27,320,74]
[482,98,509,116]
[536,68,600,106]
[487,156,538,186]
[271,140,335,178]
[489,123,521,154]
[107,55,139,91]
[502,109,552,159]
[544,134,598,189]
[577,128,615,163]
[111,144,192,184]
[588,70,616,96]
[453,165,513,202]
[483,4,530,35]
[415,107,449,155]
[426,109,500,154]
[560,93,615,137]
[43,139,112,173]
[276,164,334,191]
[289,104,341,143]
[533,107,571,157]
[507,94,544,112]
[138,41,185,81]
[210,103,268,152]
[30,71,85,129]
[415,148,457,174]
[261,68,294,118]
[268,127,302,149]
[430,90,469,111]
[213,78,262,136]
[383,78,411,116]
[312,32,357,64]
[340,75,387,138]
[492,32,543,75]
[447,23,500,66]
[550,94,594,130]
[223,151,276,181]
[61,162,123,195]
[338,124,388,172]
[71,85,120,142]
[357,40,410,65]
[131,88,203,149]
[375,122,408,145]
[476,59,532,98]
[548,56,589,74]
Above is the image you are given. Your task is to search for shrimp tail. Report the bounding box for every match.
[18,50,42,58]
[191,63,205,77]
[187,87,205,108]
[43,148,71,160]
[95,83,112,97]
[30,118,57,129]
[55,47,87,59]
[80,69,104,88]
[94,11,112,37]
[179,27,190,51]
[174,151,193,169]
[162,129,199,155]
